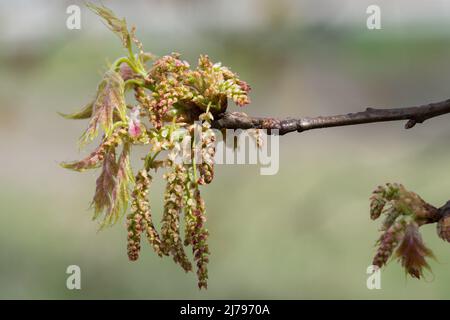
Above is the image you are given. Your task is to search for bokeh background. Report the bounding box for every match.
[1,0,450,299]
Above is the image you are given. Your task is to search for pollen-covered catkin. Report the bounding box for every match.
[161,164,192,272]
[369,183,401,220]
[373,219,406,268]
[192,188,210,289]
[127,169,163,260]
[198,127,216,185]
[127,207,143,260]
[370,194,386,220]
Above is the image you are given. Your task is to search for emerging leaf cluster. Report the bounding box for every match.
[369,183,444,279]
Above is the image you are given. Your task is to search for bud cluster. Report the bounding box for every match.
[369,183,437,278]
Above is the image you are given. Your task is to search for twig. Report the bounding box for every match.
[213,98,450,135]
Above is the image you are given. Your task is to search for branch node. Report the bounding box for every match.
[405,119,417,129]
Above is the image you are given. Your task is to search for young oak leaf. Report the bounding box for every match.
[112,143,135,220]
[395,222,435,279]
[80,70,127,146]
[86,2,131,50]
[60,143,104,172]
[59,102,123,123]
[58,101,93,120]
[61,128,124,172]
[93,143,134,229]
[92,148,118,225]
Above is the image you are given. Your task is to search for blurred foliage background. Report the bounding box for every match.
[1,0,450,299]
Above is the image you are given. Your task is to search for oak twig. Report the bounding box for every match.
[213,98,450,135]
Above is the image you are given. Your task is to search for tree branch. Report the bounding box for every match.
[437,200,450,221]
[212,98,450,135]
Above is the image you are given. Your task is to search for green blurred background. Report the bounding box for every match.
[1,0,450,299]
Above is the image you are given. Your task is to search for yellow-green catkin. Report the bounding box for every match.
[161,164,192,272]
[127,169,162,260]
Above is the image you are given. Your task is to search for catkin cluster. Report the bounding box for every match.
[61,3,250,289]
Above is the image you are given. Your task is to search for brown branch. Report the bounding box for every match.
[212,98,450,135]
[423,202,446,225]
[437,201,450,221]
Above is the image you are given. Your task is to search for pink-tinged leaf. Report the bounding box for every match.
[80,70,127,146]
[60,144,104,172]
[112,143,134,214]
[92,143,134,228]
[61,131,124,172]
[58,101,93,120]
[92,148,118,224]
[396,222,435,279]
[86,3,131,49]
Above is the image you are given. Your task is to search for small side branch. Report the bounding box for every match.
[213,98,450,135]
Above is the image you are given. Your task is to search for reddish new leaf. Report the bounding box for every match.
[81,70,127,146]
[396,222,435,279]
[61,144,105,172]
[92,148,118,224]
